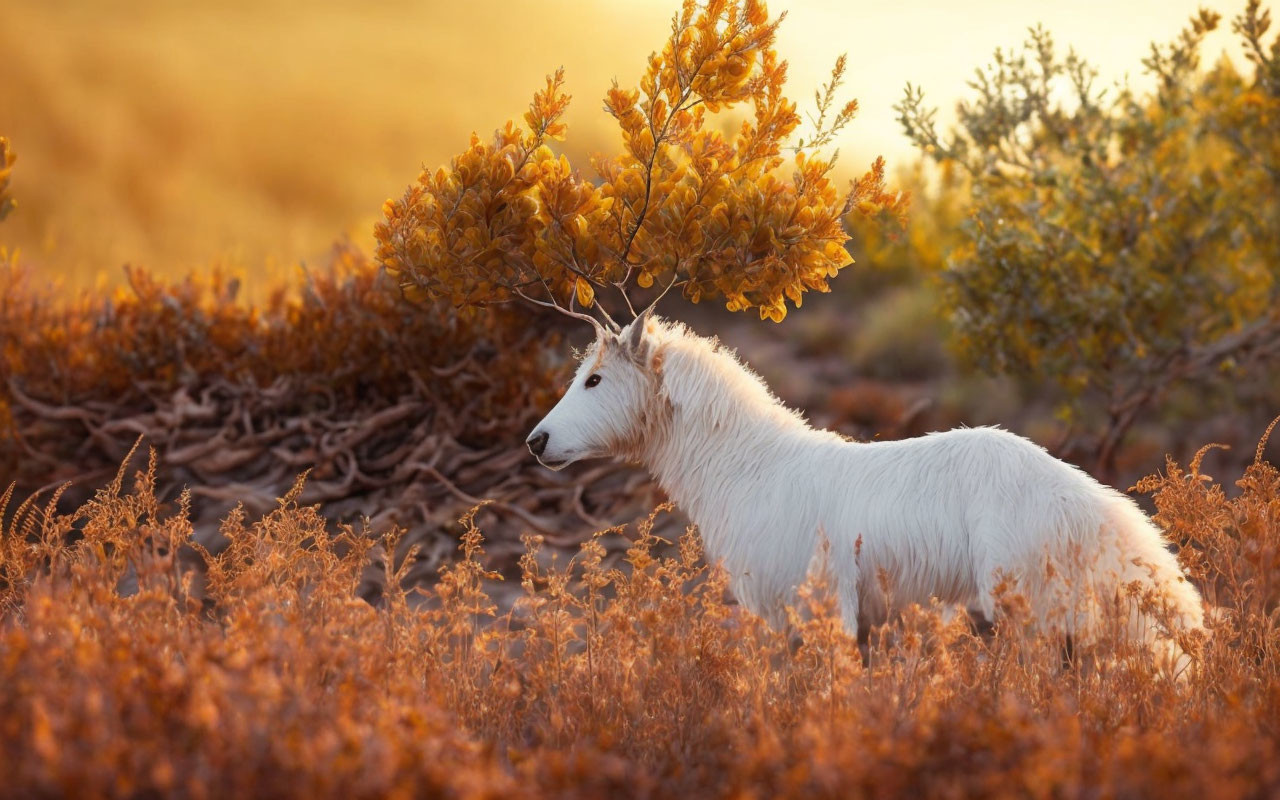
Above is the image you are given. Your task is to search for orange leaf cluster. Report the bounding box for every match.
[375,0,907,323]
[376,70,593,309]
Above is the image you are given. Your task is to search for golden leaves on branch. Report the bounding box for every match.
[0,138,15,222]
[375,67,594,309]
[375,0,906,323]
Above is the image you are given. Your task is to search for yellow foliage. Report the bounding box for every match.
[376,0,907,322]
[0,138,14,222]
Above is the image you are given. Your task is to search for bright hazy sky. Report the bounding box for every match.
[529,0,1243,168]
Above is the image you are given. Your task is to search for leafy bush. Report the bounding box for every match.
[847,285,949,381]
[1,247,548,426]
[375,0,907,323]
[898,2,1280,471]
[1,425,1278,797]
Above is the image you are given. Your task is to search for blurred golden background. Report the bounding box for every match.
[0,0,1235,292]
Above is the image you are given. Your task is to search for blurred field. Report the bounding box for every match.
[0,0,671,291]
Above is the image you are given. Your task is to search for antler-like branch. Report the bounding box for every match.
[581,292,622,333]
[634,272,684,321]
[514,287,611,338]
[613,284,639,319]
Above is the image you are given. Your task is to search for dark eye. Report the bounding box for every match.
[585,374,602,389]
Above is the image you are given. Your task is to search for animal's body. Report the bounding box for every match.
[527,314,1204,655]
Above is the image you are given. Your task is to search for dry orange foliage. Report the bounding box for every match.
[1,425,1279,797]
[0,250,632,594]
[376,0,907,323]
[0,248,556,454]
[0,138,14,223]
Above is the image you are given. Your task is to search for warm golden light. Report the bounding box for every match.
[0,0,1239,288]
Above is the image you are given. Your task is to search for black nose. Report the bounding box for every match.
[527,431,549,457]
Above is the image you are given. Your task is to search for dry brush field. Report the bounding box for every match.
[1,413,1279,798]
[2,249,1279,797]
[4,0,1280,796]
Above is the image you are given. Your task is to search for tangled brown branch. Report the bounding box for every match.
[0,251,672,604]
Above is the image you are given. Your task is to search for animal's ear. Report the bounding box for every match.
[624,308,652,365]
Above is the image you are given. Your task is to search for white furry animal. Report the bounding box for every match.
[526,312,1204,657]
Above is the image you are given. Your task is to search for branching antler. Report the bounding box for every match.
[514,287,611,338]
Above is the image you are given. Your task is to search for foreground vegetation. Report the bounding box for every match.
[0,427,1277,798]
[2,1,1278,795]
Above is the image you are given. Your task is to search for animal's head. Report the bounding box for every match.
[526,310,663,470]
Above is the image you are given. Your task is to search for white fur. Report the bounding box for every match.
[529,315,1204,653]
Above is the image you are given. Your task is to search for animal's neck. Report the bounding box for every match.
[639,336,813,540]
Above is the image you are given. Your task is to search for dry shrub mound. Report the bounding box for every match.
[1,427,1278,798]
[0,251,659,591]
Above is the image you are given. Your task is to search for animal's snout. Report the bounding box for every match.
[526,431,549,457]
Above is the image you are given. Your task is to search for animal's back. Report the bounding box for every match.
[825,425,1097,549]
[816,428,1062,614]
[815,427,1201,642]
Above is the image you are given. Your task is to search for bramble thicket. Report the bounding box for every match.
[1,1,1280,797]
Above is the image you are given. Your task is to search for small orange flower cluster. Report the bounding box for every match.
[376,0,907,322]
